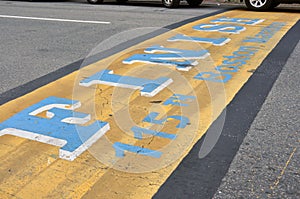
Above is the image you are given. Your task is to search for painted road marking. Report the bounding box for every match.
[193,23,246,34]
[0,14,111,24]
[0,97,110,161]
[79,69,173,97]
[0,10,299,199]
[167,34,231,46]
[113,142,163,158]
[123,45,210,71]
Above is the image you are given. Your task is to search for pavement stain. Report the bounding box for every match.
[270,147,297,190]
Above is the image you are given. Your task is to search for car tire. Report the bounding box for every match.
[116,0,128,4]
[186,0,203,7]
[271,1,280,8]
[87,0,104,4]
[162,0,180,8]
[245,0,273,11]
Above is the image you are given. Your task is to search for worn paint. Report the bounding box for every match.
[0,10,299,199]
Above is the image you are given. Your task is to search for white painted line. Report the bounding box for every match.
[0,15,111,24]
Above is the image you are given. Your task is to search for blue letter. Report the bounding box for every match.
[80,69,173,97]
[163,94,196,107]
[131,126,177,140]
[143,112,190,129]
[211,17,264,25]
[113,142,162,158]
[194,72,231,83]
[215,65,239,73]
[123,45,209,71]
[193,24,245,34]
[0,96,110,161]
[168,34,230,46]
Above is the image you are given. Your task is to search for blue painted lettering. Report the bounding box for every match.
[143,112,190,129]
[0,96,110,161]
[113,142,162,158]
[168,34,230,46]
[243,22,286,43]
[79,69,173,97]
[131,126,176,140]
[163,94,196,107]
[194,72,231,83]
[196,46,259,83]
[211,17,264,25]
[193,24,246,34]
[215,65,239,73]
[123,45,209,71]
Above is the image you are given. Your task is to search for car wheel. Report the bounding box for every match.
[162,0,180,8]
[245,0,273,11]
[87,0,104,4]
[186,0,203,7]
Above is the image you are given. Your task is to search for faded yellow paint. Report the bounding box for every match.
[0,10,299,199]
[270,147,297,190]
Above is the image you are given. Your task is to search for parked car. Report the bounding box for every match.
[87,0,203,8]
[87,0,300,9]
[242,0,300,10]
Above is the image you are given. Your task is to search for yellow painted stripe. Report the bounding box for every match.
[0,10,299,199]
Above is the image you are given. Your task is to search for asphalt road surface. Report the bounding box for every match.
[0,0,223,95]
[0,0,299,198]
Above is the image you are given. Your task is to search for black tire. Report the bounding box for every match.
[245,0,273,11]
[162,0,180,8]
[87,0,104,4]
[116,0,128,4]
[271,1,280,8]
[186,0,203,7]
